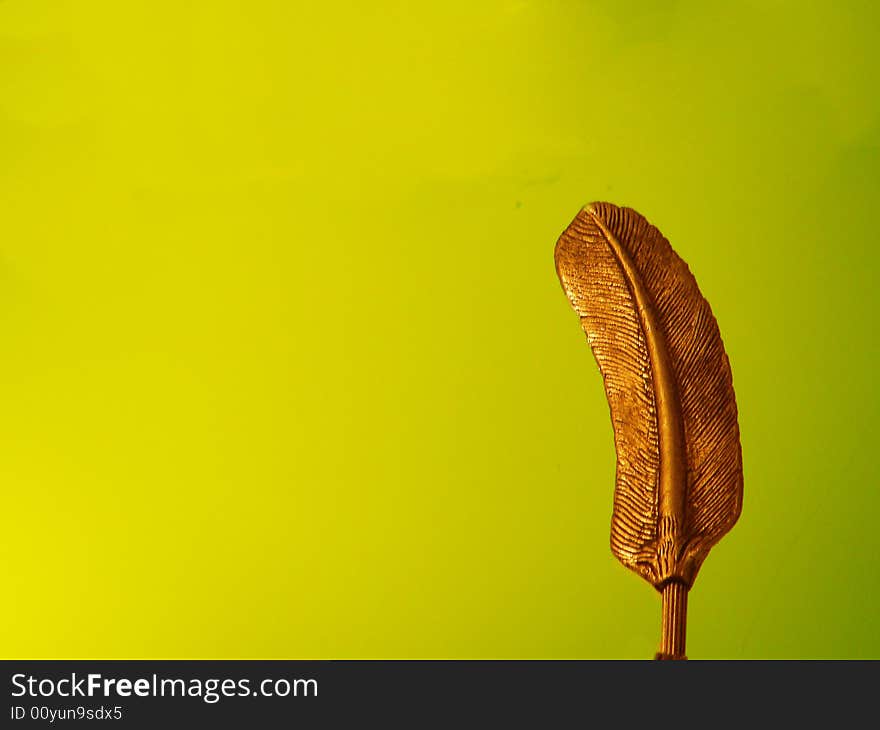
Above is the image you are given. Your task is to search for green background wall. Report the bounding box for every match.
[2,1,877,658]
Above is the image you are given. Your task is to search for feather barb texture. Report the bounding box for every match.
[555,202,743,590]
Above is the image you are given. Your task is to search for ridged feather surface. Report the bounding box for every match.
[555,202,742,588]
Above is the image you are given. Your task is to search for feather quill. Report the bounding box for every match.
[554,202,743,657]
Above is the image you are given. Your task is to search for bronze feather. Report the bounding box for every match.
[554,202,743,659]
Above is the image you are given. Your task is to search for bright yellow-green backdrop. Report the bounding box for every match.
[2,1,878,659]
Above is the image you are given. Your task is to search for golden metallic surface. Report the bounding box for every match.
[554,202,743,659]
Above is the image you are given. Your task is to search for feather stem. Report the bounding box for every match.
[657,580,688,660]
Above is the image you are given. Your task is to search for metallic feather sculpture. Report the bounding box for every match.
[554,202,743,659]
